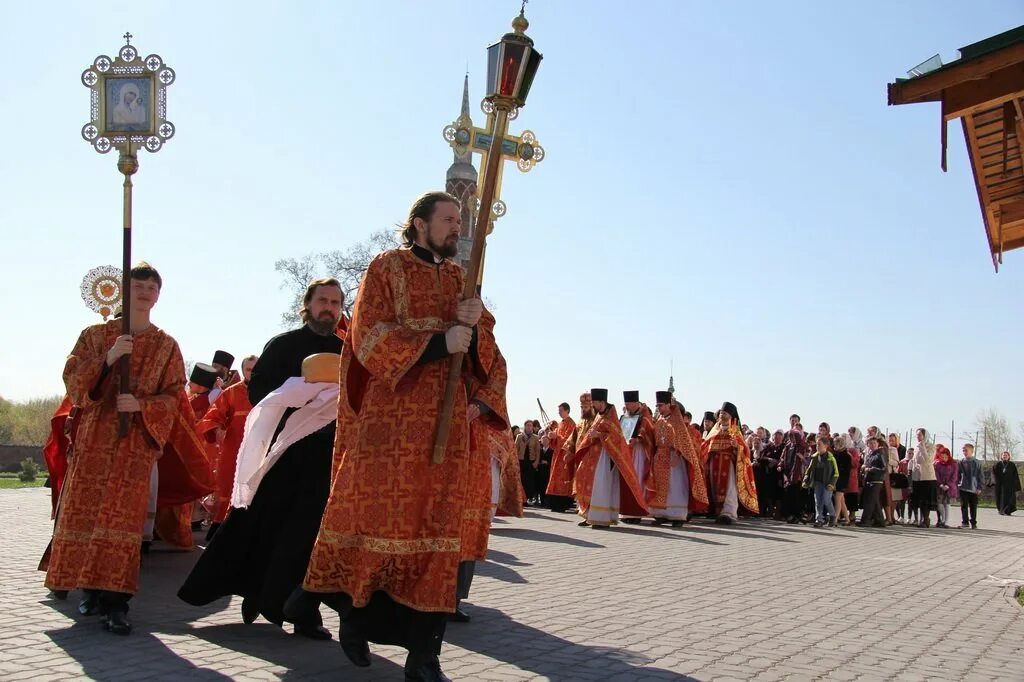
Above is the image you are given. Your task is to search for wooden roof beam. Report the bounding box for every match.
[963,116,1000,269]
[889,42,1024,105]
[941,63,1024,119]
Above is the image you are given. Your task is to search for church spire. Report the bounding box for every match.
[446,72,477,181]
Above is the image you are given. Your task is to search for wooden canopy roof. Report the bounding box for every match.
[888,25,1024,270]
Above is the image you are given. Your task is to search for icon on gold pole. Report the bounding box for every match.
[80,33,176,436]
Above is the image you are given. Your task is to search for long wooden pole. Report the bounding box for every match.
[117,143,138,438]
[432,107,510,464]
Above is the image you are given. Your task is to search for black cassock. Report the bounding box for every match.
[992,460,1021,515]
[178,324,342,627]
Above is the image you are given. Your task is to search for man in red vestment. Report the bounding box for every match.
[545,402,577,512]
[186,363,218,421]
[293,192,503,681]
[701,401,759,524]
[619,391,654,524]
[195,354,258,538]
[573,389,647,528]
[44,262,203,636]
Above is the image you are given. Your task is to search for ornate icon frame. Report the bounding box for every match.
[80,35,176,154]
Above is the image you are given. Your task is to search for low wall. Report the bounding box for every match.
[0,445,44,473]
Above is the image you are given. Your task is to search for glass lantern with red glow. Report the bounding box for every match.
[485,11,542,108]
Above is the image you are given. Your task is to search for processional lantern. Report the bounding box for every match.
[433,6,545,463]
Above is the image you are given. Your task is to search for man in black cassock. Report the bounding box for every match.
[178,278,343,639]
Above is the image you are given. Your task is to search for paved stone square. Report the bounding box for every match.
[2,487,1023,681]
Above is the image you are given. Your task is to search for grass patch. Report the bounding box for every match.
[0,473,46,489]
[1017,586,1024,608]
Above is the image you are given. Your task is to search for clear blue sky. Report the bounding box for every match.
[1,1,1022,444]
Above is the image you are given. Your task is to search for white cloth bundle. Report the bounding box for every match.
[231,376,339,508]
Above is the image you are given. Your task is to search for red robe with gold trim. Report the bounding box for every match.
[462,310,509,562]
[45,321,190,594]
[303,247,501,613]
[546,416,577,497]
[496,430,524,517]
[667,405,709,512]
[42,396,78,517]
[195,381,252,523]
[573,406,647,519]
[701,426,759,516]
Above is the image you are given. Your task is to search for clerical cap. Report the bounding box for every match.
[655,391,672,404]
[590,388,608,402]
[623,390,639,403]
[702,411,716,423]
[720,401,740,422]
[212,350,235,369]
[190,363,218,390]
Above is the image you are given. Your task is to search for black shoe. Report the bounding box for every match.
[51,590,68,600]
[872,521,886,528]
[591,524,608,530]
[101,611,132,635]
[241,597,259,624]
[340,634,371,668]
[140,541,151,555]
[295,624,332,640]
[78,592,99,616]
[671,520,684,528]
[447,607,471,623]
[621,518,641,525]
[205,523,221,542]
[715,515,733,525]
[577,521,590,527]
[404,652,450,681]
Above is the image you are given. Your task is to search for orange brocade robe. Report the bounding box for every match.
[303,247,500,613]
[45,321,185,595]
[667,406,709,512]
[462,311,510,563]
[195,381,252,523]
[573,406,647,518]
[545,417,577,497]
[701,427,759,516]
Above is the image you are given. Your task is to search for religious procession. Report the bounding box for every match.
[6,3,1024,682]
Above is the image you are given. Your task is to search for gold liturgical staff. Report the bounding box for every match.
[80,32,176,435]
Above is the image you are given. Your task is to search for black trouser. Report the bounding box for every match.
[782,485,804,519]
[960,491,978,525]
[84,589,132,614]
[912,480,937,520]
[520,460,536,500]
[860,482,885,525]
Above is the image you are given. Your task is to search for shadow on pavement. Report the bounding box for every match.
[445,605,695,680]
[489,527,605,548]
[476,560,529,584]
[46,622,232,681]
[604,525,726,545]
[486,548,531,566]
[188,622,406,680]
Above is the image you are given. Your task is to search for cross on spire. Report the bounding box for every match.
[123,31,133,45]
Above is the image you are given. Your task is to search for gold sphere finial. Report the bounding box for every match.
[512,3,529,34]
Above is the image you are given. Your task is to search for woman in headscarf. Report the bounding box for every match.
[779,426,808,524]
[932,444,958,528]
[991,451,1021,515]
[847,427,867,456]
[889,433,910,522]
[909,429,937,527]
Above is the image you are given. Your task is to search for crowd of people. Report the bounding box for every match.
[514,403,1022,531]
[28,190,1024,682]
